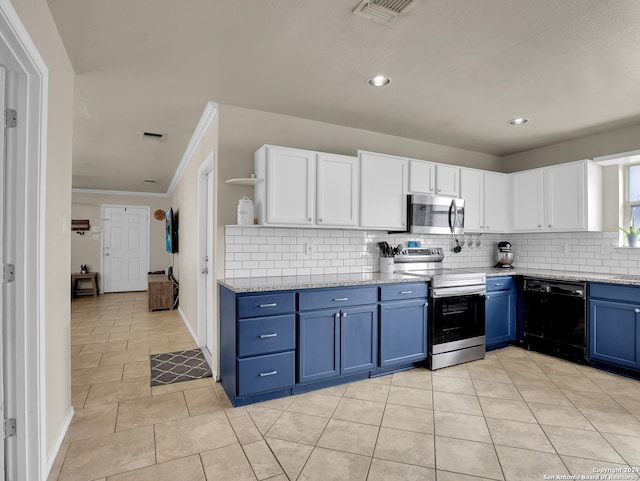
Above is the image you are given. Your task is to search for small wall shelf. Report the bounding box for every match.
[225,175,263,186]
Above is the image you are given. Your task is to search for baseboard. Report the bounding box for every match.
[45,406,74,479]
[177,305,198,345]
[177,306,218,380]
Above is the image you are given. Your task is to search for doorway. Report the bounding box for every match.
[101,205,150,293]
[198,152,217,376]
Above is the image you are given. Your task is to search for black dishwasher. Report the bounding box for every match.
[523,278,587,363]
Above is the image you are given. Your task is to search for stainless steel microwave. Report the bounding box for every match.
[406,194,465,235]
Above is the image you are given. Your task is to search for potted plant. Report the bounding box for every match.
[619,222,640,247]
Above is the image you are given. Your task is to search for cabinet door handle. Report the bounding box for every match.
[333,297,348,302]
[494,283,503,287]
[342,312,347,318]
[318,218,323,222]
[335,312,340,318]
[259,370,277,377]
[259,303,277,308]
[259,333,278,339]
[399,291,413,294]
[308,217,313,221]
[635,308,640,314]
[486,295,491,299]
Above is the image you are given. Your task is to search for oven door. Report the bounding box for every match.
[430,292,485,351]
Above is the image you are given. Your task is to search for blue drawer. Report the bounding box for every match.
[590,282,640,303]
[237,292,295,319]
[298,286,377,311]
[237,315,295,357]
[486,276,514,292]
[379,282,427,301]
[237,351,295,396]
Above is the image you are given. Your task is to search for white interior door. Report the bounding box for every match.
[197,153,216,376]
[0,63,6,481]
[205,171,215,357]
[102,206,149,292]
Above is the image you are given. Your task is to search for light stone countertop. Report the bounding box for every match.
[218,272,422,293]
[219,268,640,293]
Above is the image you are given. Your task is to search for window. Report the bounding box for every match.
[626,164,640,230]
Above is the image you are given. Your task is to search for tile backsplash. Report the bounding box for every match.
[224,226,640,279]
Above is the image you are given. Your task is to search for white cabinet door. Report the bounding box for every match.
[265,146,315,225]
[409,160,435,194]
[545,161,585,231]
[360,152,408,230]
[317,153,358,227]
[435,164,460,197]
[484,172,510,232]
[459,168,483,232]
[512,169,544,231]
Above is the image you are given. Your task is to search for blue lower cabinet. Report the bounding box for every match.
[589,298,640,369]
[298,309,340,383]
[379,299,427,367]
[340,305,378,374]
[485,276,516,350]
[237,351,295,396]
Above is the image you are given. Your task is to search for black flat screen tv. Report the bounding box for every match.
[165,208,178,253]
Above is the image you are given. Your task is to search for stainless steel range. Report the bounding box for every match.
[395,247,487,369]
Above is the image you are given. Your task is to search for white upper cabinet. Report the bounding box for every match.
[255,146,358,228]
[512,168,544,231]
[459,168,484,232]
[255,145,316,226]
[460,168,510,233]
[316,153,358,227]
[435,164,460,197]
[359,151,408,230]
[408,160,436,194]
[512,160,602,233]
[484,172,510,232]
[544,160,602,232]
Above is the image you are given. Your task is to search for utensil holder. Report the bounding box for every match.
[379,257,394,274]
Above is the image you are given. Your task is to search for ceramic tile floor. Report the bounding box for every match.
[49,292,640,481]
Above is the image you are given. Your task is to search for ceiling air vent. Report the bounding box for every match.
[352,0,417,25]
[141,131,167,142]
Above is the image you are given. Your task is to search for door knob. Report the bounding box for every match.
[635,308,640,314]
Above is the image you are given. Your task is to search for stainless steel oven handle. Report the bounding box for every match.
[431,286,486,298]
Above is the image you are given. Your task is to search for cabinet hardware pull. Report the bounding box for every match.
[399,291,413,294]
[635,308,640,314]
[319,218,323,222]
[259,333,278,339]
[308,217,313,221]
[259,303,277,308]
[259,371,277,377]
[494,283,503,286]
[342,312,347,317]
[333,297,348,301]
[335,313,340,318]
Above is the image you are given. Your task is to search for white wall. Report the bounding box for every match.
[11,0,74,461]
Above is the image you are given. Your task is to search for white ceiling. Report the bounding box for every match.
[47,0,640,193]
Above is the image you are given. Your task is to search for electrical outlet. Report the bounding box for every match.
[305,242,314,255]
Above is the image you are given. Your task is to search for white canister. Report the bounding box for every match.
[237,197,254,225]
[379,257,394,274]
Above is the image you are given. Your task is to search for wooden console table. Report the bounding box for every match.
[148,274,174,311]
[71,272,99,298]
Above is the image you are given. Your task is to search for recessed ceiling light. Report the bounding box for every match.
[508,118,529,126]
[367,75,391,87]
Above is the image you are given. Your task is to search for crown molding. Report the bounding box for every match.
[72,188,168,198]
[166,102,219,197]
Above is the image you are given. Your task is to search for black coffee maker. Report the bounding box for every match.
[495,241,514,268]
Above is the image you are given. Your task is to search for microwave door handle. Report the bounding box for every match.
[448,199,455,233]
